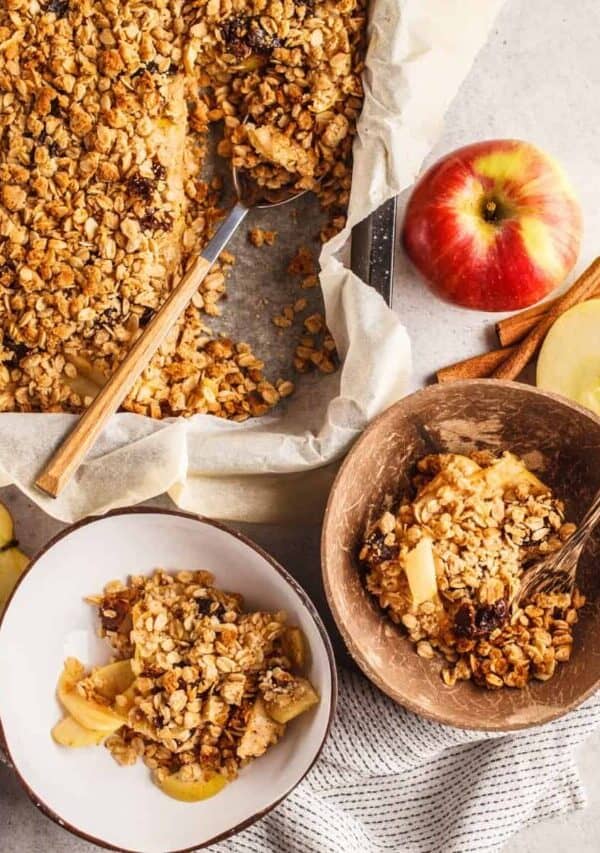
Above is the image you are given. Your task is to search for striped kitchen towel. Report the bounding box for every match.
[212,669,600,853]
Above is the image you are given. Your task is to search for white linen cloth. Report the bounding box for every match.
[213,669,600,853]
[0,0,505,524]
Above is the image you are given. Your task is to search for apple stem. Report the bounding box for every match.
[483,199,499,223]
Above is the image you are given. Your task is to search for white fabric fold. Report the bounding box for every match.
[212,669,600,853]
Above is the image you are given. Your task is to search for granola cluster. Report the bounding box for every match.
[87,570,318,785]
[187,0,365,219]
[0,0,364,418]
[359,451,586,690]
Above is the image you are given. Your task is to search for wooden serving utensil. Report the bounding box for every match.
[35,176,308,498]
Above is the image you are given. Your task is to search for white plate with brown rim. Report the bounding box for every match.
[0,509,336,853]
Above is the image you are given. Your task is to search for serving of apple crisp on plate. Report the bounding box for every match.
[0,0,366,420]
[0,510,335,849]
[52,568,319,801]
[359,451,586,690]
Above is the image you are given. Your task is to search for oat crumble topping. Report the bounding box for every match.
[0,0,364,419]
[359,451,585,690]
[52,569,319,794]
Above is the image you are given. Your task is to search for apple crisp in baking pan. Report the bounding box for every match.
[0,0,366,420]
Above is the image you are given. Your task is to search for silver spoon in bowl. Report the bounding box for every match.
[35,166,309,498]
[516,487,600,604]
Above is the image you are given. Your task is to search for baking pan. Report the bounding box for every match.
[351,197,397,307]
[205,177,396,386]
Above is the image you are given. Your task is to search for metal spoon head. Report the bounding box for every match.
[232,164,311,209]
[515,486,600,606]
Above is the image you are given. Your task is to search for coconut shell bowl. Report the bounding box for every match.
[322,380,600,731]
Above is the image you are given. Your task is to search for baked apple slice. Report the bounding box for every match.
[57,659,125,733]
[237,697,284,758]
[281,627,308,671]
[264,678,319,725]
[475,453,547,494]
[404,537,438,606]
[63,354,108,400]
[51,716,106,747]
[88,660,135,700]
[157,771,228,802]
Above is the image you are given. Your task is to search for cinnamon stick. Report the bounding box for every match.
[496,300,557,346]
[491,257,600,381]
[496,282,600,346]
[436,347,516,383]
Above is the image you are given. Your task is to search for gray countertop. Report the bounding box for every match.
[2,0,600,850]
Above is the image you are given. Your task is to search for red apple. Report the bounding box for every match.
[402,140,582,311]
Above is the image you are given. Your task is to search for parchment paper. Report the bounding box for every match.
[0,0,505,523]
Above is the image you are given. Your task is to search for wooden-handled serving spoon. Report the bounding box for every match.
[35,171,309,497]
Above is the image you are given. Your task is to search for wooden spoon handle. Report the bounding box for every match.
[36,202,249,498]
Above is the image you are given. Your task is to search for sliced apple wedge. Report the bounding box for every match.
[157,771,228,802]
[52,715,107,747]
[537,299,600,416]
[404,536,438,606]
[57,659,125,733]
[281,627,308,671]
[58,689,125,734]
[0,546,29,613]
[264,677,319,725]
[0,503,15,550]
[89,660,135,701]
[237,697,284,758]
[474,453,547,494]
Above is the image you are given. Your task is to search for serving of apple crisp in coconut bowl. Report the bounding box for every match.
[322,380,600,731]
[0,510,336,852]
